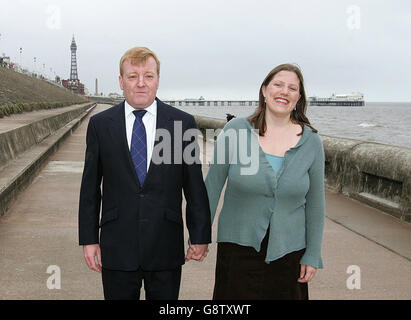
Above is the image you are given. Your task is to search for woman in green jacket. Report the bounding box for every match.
[205,64,325,299]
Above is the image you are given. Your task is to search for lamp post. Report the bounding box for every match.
[0,33,2,66]
[19,47,22,68]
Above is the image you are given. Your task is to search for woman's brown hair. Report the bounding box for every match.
[249,63,317,136]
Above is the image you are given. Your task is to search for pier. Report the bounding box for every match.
[163,98,259,107]
[0,104,410,299]
[308,100,364,106]
[163,93,366,108]
[89,96,365,109]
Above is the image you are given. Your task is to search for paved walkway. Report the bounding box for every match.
[0,104,410,300]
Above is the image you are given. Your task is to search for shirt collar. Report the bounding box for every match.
[124,99,157,118]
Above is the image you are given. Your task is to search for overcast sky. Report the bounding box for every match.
[1,0,410,101]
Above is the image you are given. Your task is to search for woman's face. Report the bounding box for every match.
[262,70,301,118]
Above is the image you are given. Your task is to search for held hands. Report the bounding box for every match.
[84,241,208,272]
[185,242,209,262]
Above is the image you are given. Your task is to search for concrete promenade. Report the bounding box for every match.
[0,104,410,300]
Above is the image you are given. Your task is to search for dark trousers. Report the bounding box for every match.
[213,230,308,300]
[101,266,182,300]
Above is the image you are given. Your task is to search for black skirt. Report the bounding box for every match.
[213,230,308,300]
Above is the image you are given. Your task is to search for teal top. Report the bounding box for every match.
[264,153,284,175]
[205,117,325,268]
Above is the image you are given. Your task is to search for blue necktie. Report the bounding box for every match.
[130,110,147,186]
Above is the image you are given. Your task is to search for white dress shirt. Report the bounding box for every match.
[124,100,157,172]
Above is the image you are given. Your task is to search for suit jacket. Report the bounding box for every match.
[78,98,211,271]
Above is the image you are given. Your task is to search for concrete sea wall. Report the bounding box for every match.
[322,135,410,221]
[0,103,96,217]
[0,104,93,168]
[194,115,411,222]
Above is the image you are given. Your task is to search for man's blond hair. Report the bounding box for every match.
[119,47,160,76]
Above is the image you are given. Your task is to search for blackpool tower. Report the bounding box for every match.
[70,35,78,81]
[62,35,85,95]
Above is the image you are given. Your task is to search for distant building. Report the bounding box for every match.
[0,56,11,68]
[108,93,123,99]
[308,92,364,106]
[62,36,85,95]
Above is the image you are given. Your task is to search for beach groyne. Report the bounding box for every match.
[194,115,411,222]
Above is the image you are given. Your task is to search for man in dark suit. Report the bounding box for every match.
[78,47,211,300]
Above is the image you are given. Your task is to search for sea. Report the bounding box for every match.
[174,102,411,149]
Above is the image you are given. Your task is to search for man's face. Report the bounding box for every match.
[119,56,159,109]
